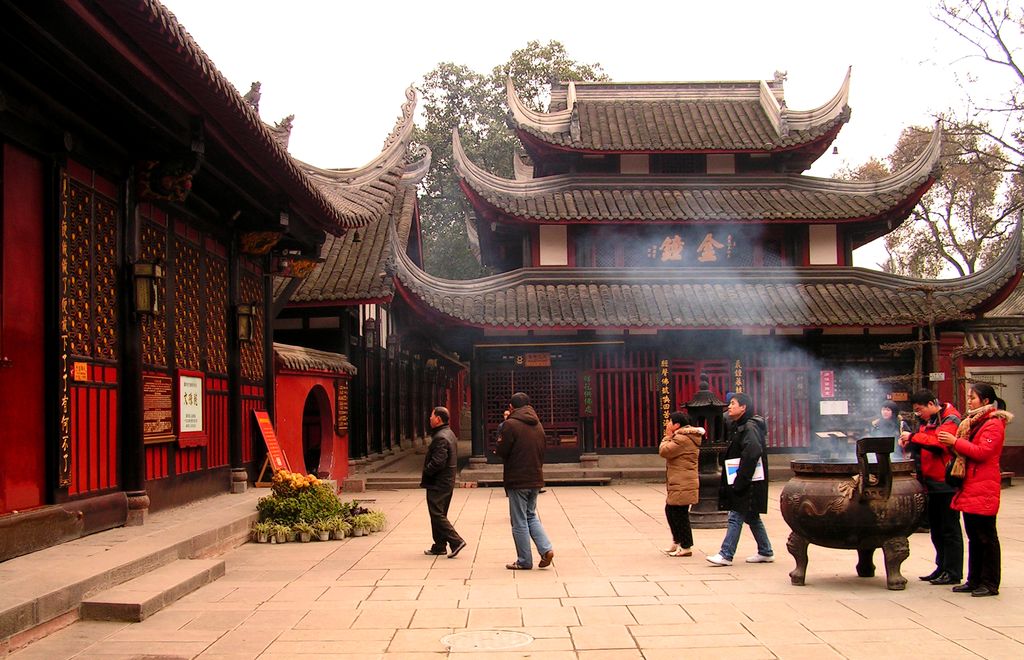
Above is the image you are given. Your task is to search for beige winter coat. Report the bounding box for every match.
[659,426,704,505]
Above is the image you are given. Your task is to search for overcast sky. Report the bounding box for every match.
[160,0,991,268]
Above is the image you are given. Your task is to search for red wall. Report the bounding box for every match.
[0,144,46,513]
[274,372,350,483]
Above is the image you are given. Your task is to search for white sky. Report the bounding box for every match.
[160,0,991,269]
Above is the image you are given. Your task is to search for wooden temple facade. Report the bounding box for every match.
[390,73,1024,469]
[0,0,406,557]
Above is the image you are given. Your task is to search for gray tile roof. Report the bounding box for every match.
[960,329,1024,358]
[274,147,428,304]
[456,125,942,224]
[274,343,356,374]
[454,126,941,224]
[392,225,1021,329]
[509,72,851,152]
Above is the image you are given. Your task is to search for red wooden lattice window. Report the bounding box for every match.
[590,350,659,449]
[744,351,811,448]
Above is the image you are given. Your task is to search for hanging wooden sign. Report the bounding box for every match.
[253,410,289,486]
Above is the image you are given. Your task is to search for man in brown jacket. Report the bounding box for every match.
[495,392,554,570]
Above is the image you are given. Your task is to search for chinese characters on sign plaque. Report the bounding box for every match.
[335,380,349,434]
[820,370,835,398]
[649,231,737,264]
[659,359,671,428]
[177,370,207,448]
[579,371,594,418]
[143,373,174,443]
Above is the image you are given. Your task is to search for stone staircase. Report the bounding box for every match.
[80,559,225,622]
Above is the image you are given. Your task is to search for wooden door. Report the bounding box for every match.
[0,144,46,513]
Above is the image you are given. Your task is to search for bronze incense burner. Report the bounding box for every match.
[780,437,926,590]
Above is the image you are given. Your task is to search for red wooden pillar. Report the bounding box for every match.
[936,332,965,404]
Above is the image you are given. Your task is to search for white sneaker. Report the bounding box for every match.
[706,553,732,566]
[746,554,774,563]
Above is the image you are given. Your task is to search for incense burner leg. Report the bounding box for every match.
[882,536,910,590]
[787,532,809,586]
[856,547,876,578]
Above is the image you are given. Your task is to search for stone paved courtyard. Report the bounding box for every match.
[11,482,1024,659]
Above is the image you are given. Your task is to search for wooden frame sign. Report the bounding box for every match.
[143,373,174,444]
[254,410,290,486]
[176,369,207,447]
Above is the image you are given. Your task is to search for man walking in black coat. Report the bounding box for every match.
[707,392,774,566]
[421,406,466,558]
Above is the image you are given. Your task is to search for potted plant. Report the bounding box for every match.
[351,513,372,537]
[331,517,352,540]
[252,521,272,543]
[273,523,289,544]
[293,521,315,542]
[314,520,331,541]
[367,511,387,533]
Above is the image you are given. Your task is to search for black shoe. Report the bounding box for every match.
[929,572,960,586]
[448,540,467,558]
[971,586,998,597]
[951,583,977,593]
[919,570,941,581]
[424,548,446,556]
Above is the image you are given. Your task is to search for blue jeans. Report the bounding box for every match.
[507,488,553,567]
[719,510,773,561]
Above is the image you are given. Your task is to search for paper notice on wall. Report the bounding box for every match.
[819,400,849,415]
[724,458,765,485]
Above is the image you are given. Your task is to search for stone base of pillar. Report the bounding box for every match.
[579,453,599,469]
[465,456,488,470]
[125,491,150,527]
[231,468,248,494]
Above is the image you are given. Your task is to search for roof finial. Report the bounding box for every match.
[242,81,261,112]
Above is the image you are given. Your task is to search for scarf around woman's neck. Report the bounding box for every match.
[956,403,997,440]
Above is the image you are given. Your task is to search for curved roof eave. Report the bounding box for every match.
[508,70,854,148]
[97,0,365,234]
[456,123,940,197]
[295,86,418,187]
[388,219,1021,329]
[781,66,852,131]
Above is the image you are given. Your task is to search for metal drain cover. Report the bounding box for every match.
[441,630,534,652]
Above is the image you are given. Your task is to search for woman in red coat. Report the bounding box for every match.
[938,383,1012,597]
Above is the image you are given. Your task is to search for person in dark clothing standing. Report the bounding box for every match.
[900,389,963,585]
[495,392,554,570]
[421,406,466,559]
[707,392,773,566]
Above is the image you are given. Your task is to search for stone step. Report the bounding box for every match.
[80,559,225,622]
[365,478,421,490]
[474,476,612,488]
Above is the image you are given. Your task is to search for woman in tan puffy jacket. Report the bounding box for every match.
[659,410,704,556]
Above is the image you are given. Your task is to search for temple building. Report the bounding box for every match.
[0,0,413,557]
[389,73,1023,469]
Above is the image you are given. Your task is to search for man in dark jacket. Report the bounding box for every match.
[900,389,963,585]
[495,392,554,570]
[707,392,773,567]
[421,406,466,558]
